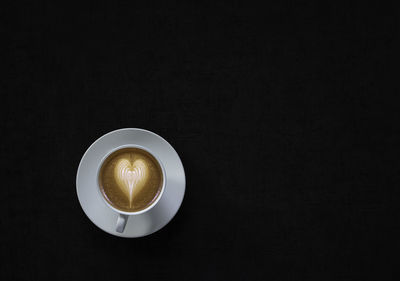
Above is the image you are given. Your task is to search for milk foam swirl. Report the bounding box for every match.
[114,158,149,207]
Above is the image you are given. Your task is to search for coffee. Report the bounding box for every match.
[98,147,163,212]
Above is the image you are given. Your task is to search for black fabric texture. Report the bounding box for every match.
[2,2,397,280]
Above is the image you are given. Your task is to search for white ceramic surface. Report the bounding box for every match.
[76,128,186,238]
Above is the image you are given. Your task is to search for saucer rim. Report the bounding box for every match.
[76,128,186,238]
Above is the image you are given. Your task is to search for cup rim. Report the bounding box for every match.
[96,144,167,216]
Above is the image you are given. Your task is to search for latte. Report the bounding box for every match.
[98,147,163,212]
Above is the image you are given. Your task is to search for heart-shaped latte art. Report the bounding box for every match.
[114,158,149,207]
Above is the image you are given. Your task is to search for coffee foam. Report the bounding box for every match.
[114,158,149,207]
[99,147,163,212]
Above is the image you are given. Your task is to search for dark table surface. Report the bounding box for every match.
[2,2,397,280]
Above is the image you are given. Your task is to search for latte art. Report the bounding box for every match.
[98,147,163,212]
[114,158,149,207]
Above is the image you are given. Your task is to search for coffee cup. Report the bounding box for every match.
[96,144,166,233]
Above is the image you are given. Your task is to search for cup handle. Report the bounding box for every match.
[116,214,129,233]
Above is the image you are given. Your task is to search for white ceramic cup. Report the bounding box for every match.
[96,144,167,233]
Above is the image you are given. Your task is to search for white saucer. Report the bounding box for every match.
[76,128,186,238]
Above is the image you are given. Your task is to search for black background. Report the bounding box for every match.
[2,2,398,280]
